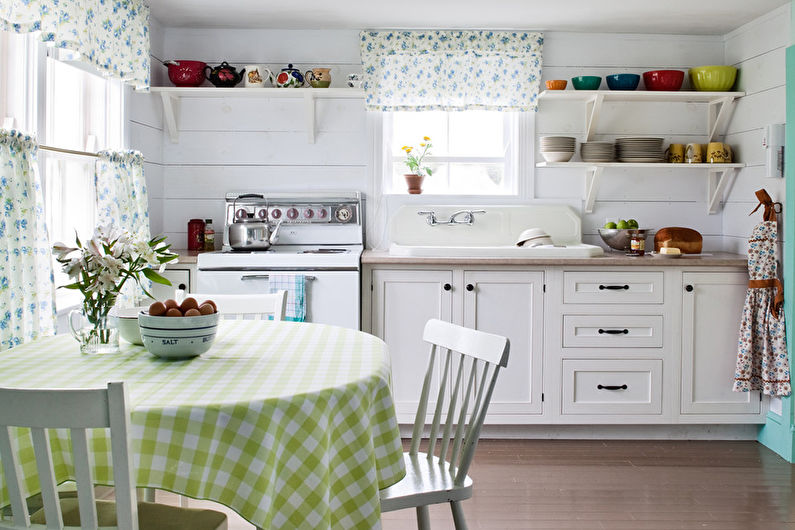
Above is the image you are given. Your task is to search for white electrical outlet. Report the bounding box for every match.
[763,123,785,178]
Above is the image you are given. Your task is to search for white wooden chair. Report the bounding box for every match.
[0,382,228,530]
[379,319,510,530]
[175,290,287,321]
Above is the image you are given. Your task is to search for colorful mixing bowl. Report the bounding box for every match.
[688,66,738,91]
[642,70,684,91]
[606,73,640,90]
[545,79,568,90]
[571,76,602,90]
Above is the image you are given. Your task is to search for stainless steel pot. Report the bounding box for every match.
[228,218,282,250]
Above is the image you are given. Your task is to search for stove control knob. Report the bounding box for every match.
[303,208,314,219]
[317,208,328,219]
[257,208,268,219]
[335,205,353,223]
[235,208,248,220]
[270,208,282,219]
[286,207,299,220]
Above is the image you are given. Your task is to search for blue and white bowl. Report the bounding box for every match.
[138,312,220,359]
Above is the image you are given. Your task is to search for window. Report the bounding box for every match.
[0,31,35,131]
[383,111,518,195]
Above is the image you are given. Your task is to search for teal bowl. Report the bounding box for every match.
[689,66,737,91]
[571,76,602,90]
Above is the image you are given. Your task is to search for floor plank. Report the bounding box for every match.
[155,439,795,529]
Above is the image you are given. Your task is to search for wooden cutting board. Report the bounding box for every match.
[654,227,703,254]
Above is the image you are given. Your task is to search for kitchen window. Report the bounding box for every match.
[382,111,520,195]
[0,31,35,131]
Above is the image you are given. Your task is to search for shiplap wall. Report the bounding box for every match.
[131,11,788,250]
[721,4,789,252]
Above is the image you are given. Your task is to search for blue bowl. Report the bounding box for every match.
[606,73,640,90]
[571,76,602,90]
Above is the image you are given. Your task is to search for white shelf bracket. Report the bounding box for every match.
[584,94,604,142]
[707,166,737,214]
[707,96,738,142]
[160,93,181,143]
[304,91,316,144]
[584,165,603,213]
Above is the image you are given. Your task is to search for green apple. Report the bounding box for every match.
[603,221,617,229]
[627,219,639,228]
[616,219,629,229]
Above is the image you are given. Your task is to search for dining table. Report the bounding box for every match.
[0,320,406,529]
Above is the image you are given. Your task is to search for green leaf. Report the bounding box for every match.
[142,267,172,286]
[426,168,433,176]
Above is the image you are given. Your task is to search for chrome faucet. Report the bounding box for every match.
[418,209,486,226]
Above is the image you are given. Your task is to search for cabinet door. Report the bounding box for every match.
[681,272,762,416]
[371,269,453,422]
[150,268,190,300]
[463,270,544,419]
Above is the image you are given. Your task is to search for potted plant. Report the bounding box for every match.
[401,137,433,194]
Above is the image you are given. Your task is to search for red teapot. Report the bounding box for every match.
[204,62,245,88]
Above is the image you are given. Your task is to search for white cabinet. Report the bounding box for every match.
[680,272,765,421]
[562,359,663,416]
[369,268,544,423]
[149,265,195,301]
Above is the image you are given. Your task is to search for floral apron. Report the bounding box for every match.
[733,189,791,396]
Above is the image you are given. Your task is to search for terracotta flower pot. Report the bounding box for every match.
[405,174,424,194]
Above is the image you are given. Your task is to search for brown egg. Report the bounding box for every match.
[184,308,201,317]
[198,303,215,315]
[202,300,217,311]
[180,297,199,312]
[149,301,167,316]
[164,299,179,310]
[165,307,183,317]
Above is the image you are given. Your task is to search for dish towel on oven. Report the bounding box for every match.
[269,274,306,322]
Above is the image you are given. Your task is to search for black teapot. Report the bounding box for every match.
[204,62,245,88]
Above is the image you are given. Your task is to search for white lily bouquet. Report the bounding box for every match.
[53,226,177,353]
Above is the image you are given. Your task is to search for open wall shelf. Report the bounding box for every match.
[145,86,365,144]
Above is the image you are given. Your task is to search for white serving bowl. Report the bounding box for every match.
[138,312,220,359]
[110,306,150,345]
[541,151,574,163]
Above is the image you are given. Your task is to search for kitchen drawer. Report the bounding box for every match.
[151,269,190,300]
[562,359,663,415]
[562,315,663,348]
[563,271,664,304]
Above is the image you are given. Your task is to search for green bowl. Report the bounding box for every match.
[571,76,602,90]
[688,66,737,91]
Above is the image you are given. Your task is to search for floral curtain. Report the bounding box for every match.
[1,0,150,89]
[0,129,56,350]
[359,30,543,112]
[95,150,152,305]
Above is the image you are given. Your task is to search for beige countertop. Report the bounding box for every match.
[171,249,201,264]
[361,250,747,267]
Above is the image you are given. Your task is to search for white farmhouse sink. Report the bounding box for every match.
[387,204,604,258]
[389,243,604,258]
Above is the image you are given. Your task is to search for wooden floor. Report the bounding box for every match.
[170,439,795,529]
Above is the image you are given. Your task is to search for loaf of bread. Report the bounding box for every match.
[654,227,703,254]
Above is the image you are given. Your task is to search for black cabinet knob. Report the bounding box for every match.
[178,283,187,291]
[466,284,474,292]
[443,283,452,291]
[685,285,694,292]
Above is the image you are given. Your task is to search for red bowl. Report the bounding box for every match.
[166,60,207,87]
[642,70,684,91]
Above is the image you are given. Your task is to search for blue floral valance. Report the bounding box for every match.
[1,0,150,89]
[360,30,543,112]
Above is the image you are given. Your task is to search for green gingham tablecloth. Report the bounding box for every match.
[0,320,405,529]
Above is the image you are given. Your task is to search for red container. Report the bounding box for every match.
[188,218,205,251]
[642,70,684,91]
[165,60,207,87]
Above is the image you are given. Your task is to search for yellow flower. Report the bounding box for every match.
[401,146,409,151]
[420,143,426,147]
[405,147,413,153]
[423,136,430,141]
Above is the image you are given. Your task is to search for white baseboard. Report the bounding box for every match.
[401,424,760,440]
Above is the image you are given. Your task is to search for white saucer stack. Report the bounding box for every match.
[615,137,665,162]
[540,136,576,163]
[580,142,615,162]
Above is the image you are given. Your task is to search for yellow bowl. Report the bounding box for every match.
[688,66,737,91]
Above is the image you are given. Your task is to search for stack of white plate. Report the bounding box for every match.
[540,136,576,163]
[615,137,665,162]
[580,142,615,162]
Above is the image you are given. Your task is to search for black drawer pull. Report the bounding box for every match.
[597,384,628,391]
[685,285,694,292]
[466,283,474,292]
[598,328,629,335]
[178,283,187,291]
[443,283,452,291]
[599,284,629,291]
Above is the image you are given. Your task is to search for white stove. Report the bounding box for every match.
[197,192,364,329]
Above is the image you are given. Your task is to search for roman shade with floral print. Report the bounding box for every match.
[359,30,543,112]
[1,0,150,89]
[0,129,56,351]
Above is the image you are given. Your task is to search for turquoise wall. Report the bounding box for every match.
[757,38,795,461]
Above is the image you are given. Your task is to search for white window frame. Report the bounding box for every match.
[378,110,532,197]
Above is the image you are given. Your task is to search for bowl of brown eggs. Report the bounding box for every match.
[138,297,220,359]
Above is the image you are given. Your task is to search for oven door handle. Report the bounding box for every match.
[240,274,316,281]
